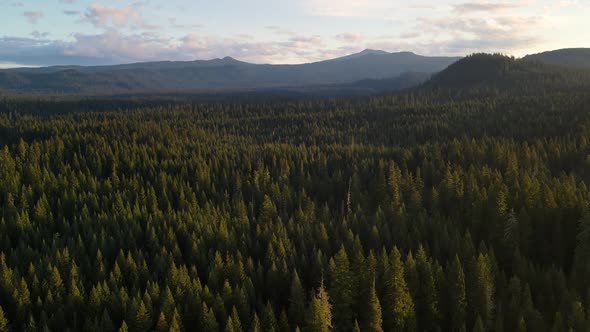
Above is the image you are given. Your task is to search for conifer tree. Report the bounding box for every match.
[117,321,129,332]
[262,302,278,332]
[448,255,467,331]
[249,313,261,332]
[382,247,415,332]
[169,309,183,332]
[328,247,354,332]
[305,280,332,332]
[289,271,306,328]
[155,312,169,332]
[364,279,383,332]
[230,307,243,332]
[573,210,590,294]
[0,306,9,332]
[225,317,235,332]
[472,316,484,332]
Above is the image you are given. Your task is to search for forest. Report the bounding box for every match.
[0,55,590,331]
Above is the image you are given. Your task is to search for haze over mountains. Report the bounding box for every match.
[0,50,460,95]
[0,48,589,96]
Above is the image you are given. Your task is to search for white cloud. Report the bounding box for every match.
[453,2,523,13]
[335,33,364,43]
[24,11,43,24]
[299,0,396,18]
[84,3,141,28]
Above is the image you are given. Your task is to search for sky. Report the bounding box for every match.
[0,0,588,67]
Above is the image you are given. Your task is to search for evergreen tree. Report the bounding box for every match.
[0,306,9,332]
[448,255,467,331]
[474,254,495,327]
[328,247,354,332]
[250,313,261,332]
[573,209,590,294]
[305,280,332,332]
[472,316,484,332]
[289,271,306,328]
[156,312,169,332]
[364,280,383,332]
[382,247,415,332]
[414,246,439,331]
[262,302,278,332]
[117,321,129,332]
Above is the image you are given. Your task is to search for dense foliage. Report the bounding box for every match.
[1,61,590,331]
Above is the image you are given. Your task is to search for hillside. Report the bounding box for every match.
[420,53,590,96]
[0,51,460,95]
[524,48,590,69]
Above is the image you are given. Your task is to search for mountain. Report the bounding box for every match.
[524,48,590,69]
[419,53,590,96]
[0,50,460,95]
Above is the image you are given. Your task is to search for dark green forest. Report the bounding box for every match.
[0,55,590,331]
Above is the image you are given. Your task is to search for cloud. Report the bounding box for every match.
[60,0,76,3]
[0,29,342,66]
[63,10,80,16]
[388,14,544,55]
[265,26,296,36]
[24,11,43,24]
[300,0,395,18]
[168,17,202,30]
[84,3,140,27]
[335,33,364,43]
[0,1,23,7]
[30,31,49,39]
[453,2,523,13]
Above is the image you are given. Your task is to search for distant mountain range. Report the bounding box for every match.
[0,50,459,95]
[0,48,589,96]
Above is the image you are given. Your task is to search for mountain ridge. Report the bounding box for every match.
[0,50,460,95]
[523,48,590,69]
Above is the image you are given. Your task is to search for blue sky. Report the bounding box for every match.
[0,0,588,67]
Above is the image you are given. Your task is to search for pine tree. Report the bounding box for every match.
[117,321,129,332]
[472,316,485,332]
[278,310,290,332]
[288,271,306,328]
[155,312,169,332]
[352,320,361,332]
[516,316,526,332]
[225,317,235,332]
[230,307,243,332]
[448,255,467,331]
[474,253,495,327]
[382,247,415,332]
[262,302,278,332]
[364,280,383,332]
[134,301,152,331]
[415,246,439,331]
[202,303,219,332]
[328,247,354,332]
[573,210,590,294]
[250,313,261,332]
[169,309,183,332]
[0,306,9,332]
[305,280,332,332]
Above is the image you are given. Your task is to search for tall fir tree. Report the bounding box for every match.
[305,280,332,332]
[328,247,354,332]
[448,255,467,331]
[382,247,415,332]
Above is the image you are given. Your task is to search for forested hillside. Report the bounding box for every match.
[524,48,590,70]
[0,56,590,332]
